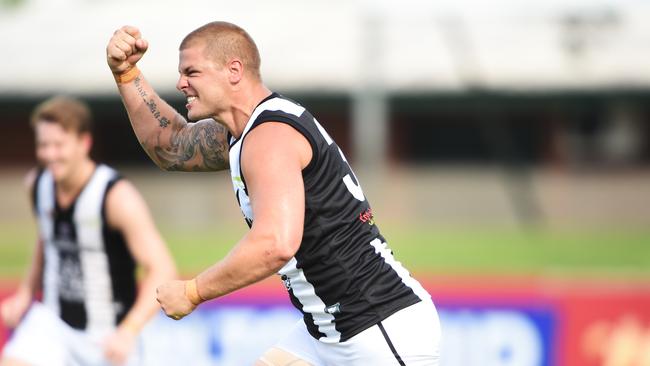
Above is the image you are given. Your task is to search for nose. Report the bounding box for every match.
[176,74,188,92]
[37,143,57,164]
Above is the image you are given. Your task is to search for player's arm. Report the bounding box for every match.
[105,179,177,331]
[0,240,43,329]
[0,170,44,328]
[156,122,311,318]
[195,122,310,297]
[106,25,229,172]
[103,179,177,363]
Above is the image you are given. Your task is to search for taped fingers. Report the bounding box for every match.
[256,347,313,366]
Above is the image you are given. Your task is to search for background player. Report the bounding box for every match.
[0,96,177,366]
[106,22,441,365]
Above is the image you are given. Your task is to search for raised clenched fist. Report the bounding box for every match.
[106,25,149,74]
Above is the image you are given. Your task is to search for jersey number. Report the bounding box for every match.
[314,119,366,202]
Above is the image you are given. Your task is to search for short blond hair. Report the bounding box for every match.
[180,21,261,80]
[30,96,92,135]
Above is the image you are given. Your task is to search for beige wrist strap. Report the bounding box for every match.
[113,66,140,84]
[185,278,204,306]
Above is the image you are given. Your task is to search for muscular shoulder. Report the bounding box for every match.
[243,122,312,171]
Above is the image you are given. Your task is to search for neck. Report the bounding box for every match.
[57,159,95,194]
[216,83,272,139]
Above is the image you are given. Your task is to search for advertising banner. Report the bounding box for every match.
[557,287,650,366]
[2,278,649,365]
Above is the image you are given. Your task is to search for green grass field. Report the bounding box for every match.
[1,222,649,280]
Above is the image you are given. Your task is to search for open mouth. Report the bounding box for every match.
[185,96,198,111]
[187,96,197,105]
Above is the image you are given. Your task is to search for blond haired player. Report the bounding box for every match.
[106,22,441,365]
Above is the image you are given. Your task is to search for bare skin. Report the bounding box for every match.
[107,26,230,172]
[0,121,177,366]
[106,25,314,365]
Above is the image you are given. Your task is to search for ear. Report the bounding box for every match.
[79,132,93,154]
[227,59,244,84]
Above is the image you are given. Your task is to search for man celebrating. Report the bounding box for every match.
[106,22,441,365]
[0,96,177,366]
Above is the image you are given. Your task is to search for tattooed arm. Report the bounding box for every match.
[122,74,228,171]
[106,25,229,172]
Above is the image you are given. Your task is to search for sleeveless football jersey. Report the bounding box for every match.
[229,93,431,343]
[32,164,136,335]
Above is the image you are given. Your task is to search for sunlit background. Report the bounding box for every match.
[1,0,649,365]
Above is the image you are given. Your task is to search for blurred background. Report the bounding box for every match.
[1,0,649,365]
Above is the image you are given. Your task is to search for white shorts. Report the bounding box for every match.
[275,300,441,366]
[2,302,141,366]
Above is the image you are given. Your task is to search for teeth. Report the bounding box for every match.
[187,96,197,103]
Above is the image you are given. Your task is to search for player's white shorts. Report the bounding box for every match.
[2,302,141,366]
[274,299,441,366]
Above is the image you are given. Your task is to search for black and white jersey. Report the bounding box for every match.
[32,164,136,335]
[229,93,431,343]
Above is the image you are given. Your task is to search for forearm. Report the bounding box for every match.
[121,257,177,333]
[21,239,43,297]
[116,72,186,168]
[195,232,292,301]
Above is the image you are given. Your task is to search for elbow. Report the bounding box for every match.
[275,243,297,264]
[149,253,178,282]
[154,163,170,172]
[267,236,300,271]
[163,251,179,280]
[164,260,179,281]
[249,222,301,271]
[139,140,176,172]
[153,152,177,172]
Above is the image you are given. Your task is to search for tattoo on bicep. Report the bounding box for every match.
[132,76,226,170]
[154,120,228,171]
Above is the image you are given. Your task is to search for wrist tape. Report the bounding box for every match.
[113,66,140,84]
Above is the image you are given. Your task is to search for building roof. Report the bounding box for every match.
[1,0,649,95]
